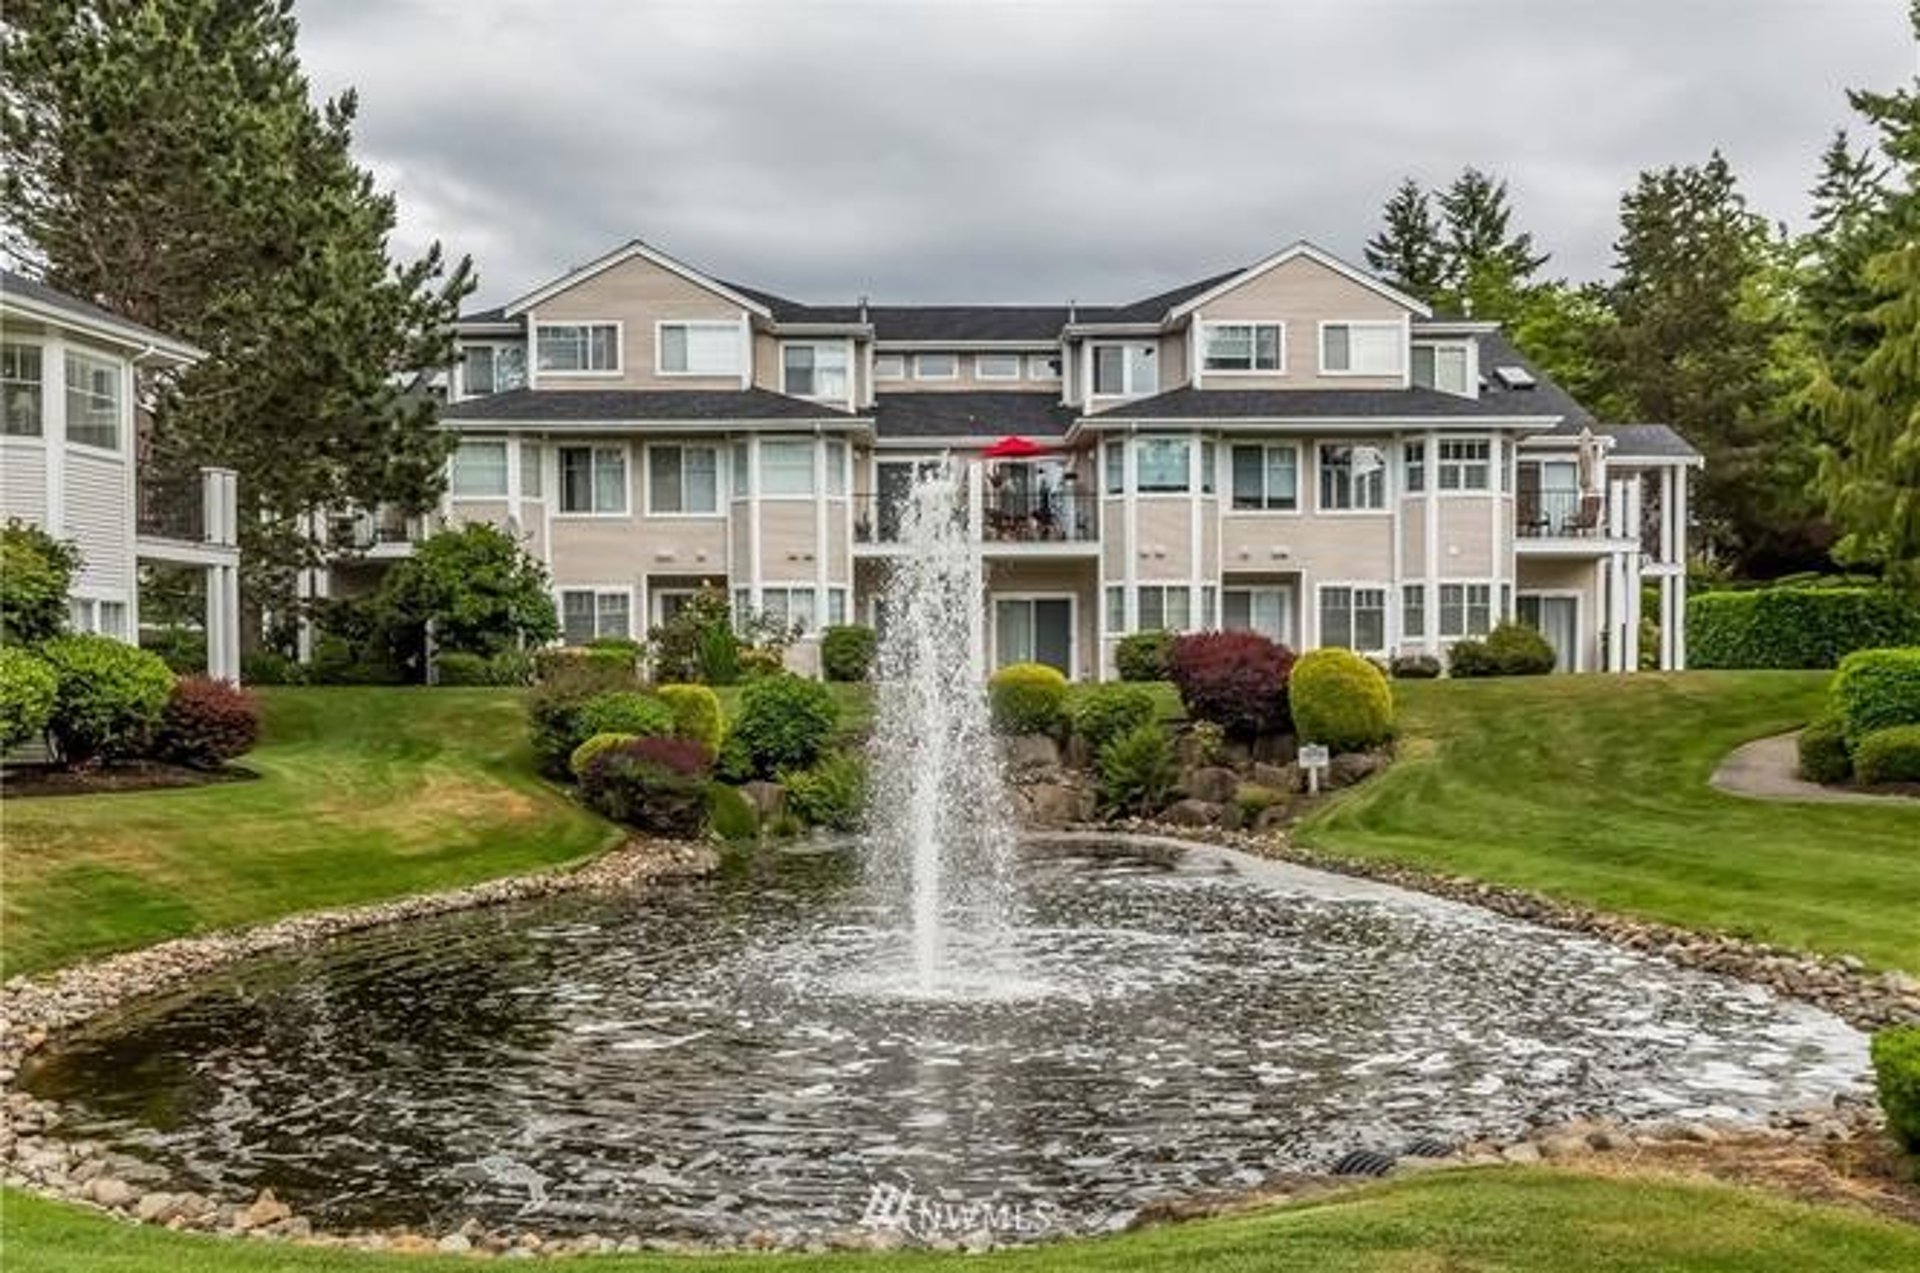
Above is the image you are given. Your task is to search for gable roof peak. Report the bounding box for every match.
[1167,240,1431,321]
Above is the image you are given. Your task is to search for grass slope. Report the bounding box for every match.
[1,688,614,976]
[6,1170,1918,1273]
[1301,671,1920,971]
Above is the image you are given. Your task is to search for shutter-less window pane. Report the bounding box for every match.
[651,447,683,512]
[1354,589,1387,651]
[1,344,43,437]
[1093,346,1125,395]
[65,352,121,449]
[686,446,718,511]
[1322,325,1351,371]
[660,325,688,372]
[1136,438,1189,492]
[1321,588,1352,649]
[561,592,597,645]
[783,345,816,395]
[520,441,542,497]
[596,592,630,638]
[825,441,847,496]
[452,440,508,496]
[464,346,496,396]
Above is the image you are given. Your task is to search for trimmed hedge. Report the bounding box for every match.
[1068,682,1157,751]
[989,662,1069,735]
[1854,725,1920,787]
[1167,631,1294,738]
[153,677,261,769]
[1389,653,1442,679]
[1688,587,1920,669]
[729,674,838,778]
[578,691,676,742]
[1115,630,1174,683]
[1872,1024,1920,1153]
[1290,648,1394,752]
[656,683,724,750]
[38,634,175,765]
[1831,648,1920,745]
[1797,713,1853,785]
[820,625,877,682]
[1451,623,1556,678]
[0,646,58,749]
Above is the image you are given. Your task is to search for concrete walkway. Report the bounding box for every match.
[1710,731,1918,806]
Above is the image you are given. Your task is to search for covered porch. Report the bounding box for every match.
[135,466,242,681]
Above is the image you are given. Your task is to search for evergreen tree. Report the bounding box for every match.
[1434,167,1550,320]
[1,0,473,627]
[1365,178,1447,301]
[1801,129,1891,374]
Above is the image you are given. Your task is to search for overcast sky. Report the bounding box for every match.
[296,0,1913,309]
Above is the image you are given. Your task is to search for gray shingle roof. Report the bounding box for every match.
[1477,331,1594,429]
[1600,423,1702,460]
[873,391,1078,440]
[1,269,197,353]
[444,387,857,423]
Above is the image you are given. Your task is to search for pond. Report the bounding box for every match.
[23,836,1868,1243]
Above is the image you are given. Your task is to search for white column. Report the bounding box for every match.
[1423,430,1440,655]
[1122,434,1138,633]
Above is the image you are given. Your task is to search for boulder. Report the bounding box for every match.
[1002,733,1062,777]
[88,1176,136,1208]
[1328,751,1387,789]
[234,1188,292,1231]
[1252,805,1290,833]
[1182,765,1240,804]
[1161,798,1224,827]
[1251,762,1297,792]
[1022,782,1091,828]
[737,781,786,821]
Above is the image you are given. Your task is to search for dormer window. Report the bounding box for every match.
[462,344,526,397]
[537,322,620,374]
[1092,343,1157,397]
[1412,343,1470,395]
[1320,322,1403,376]
[782,342,850,399]
[1201,322,1283,373]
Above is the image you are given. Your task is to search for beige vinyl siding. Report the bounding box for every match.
[1436,496,1499,576]
[0,440,46,525]
[534,255,746,391]
[1223,509,1393,582]
[1398,497,1427,575]
[1517,557,1603,673]
[1100,498,1127,576]
[1194,255,1407,390]
[1159,330,1190,392]
[65,449,133,594]
[1132,499,1193,578]
[757,501,820,583]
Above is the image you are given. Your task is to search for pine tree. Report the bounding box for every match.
[0,0,473,627]
[1801,129,1891,374]
[1365,178,1447,301]
[1434,167,1550,320]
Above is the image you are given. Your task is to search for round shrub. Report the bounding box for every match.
[782,749,868,832]
[1290,648,1394,752]
[578,735,713,836]
[656,683,723,750]
[1115,630,1174,683]
[1853,724,1920,787]
[729,674,839,779]
[1485,623,1556,675]
[0,521,81,645]
[1872,1024,1920,1153]
[1446,638,1496,678]
[1689,587,1920,669]
[1167,631,1294,738]
[1796,712,1852,785]
[1068,683,1157,751]
[1389,652,1442,679]
[526,675,669,780]
[433,651,494,686]
[569,731,638,780]
[38,634,175,765]
[988,662,1069,735]
[1097,722,1178,816]
[0,646,58,749]
[820,625,878,683]
[153,677,261,769]
[577,691,676,741]
[1832,647,1920,745]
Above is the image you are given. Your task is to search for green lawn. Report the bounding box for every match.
[0,688,615,976]
[1301,671,1920,971]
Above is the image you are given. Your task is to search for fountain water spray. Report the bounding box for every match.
[865,467,1018,992]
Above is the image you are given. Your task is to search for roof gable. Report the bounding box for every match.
[1166,241,1430,321]
[503,241,773,319]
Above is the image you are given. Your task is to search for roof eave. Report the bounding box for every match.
[0,292,204,363]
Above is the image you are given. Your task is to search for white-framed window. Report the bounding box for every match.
[1201,441,1216,495]
[451,439,509,497]
[1320,322,1404,376]
[1319,585,1388,653]
[995,596,1074,674]
[520,439,544,499]
[730,440,749,497]
[461,344,527,397]
[1223,587,1292,643]
[1,342,43,437]
[827,586,848,627]
[1437,438,1492,491]
[1230,443,1298,511]
[1317,443,1388,511]
[559,588,632,645]
[657,321,741,376]
[536,322,620,374]
[1200,322,1284,372]
[975,352,1022,380]
[874,353,907,380]
[1091,343,1158,397]
[1105,585,1125,632]
[647,444,720,514]
[826,439,848,497]
[913,353,958,380]
[65,351,121,450]
[782,342,850,399]
[1402,584,1426,639]
[1404,440,1427,493]
[69,597,130,639]
[1028,353,1062,381]
[1135,437,1190,493]
[1439,582,1494,638]
[558,445,628,515]
[1412,342,1471,395]
[1103,440,1123,494]
[758,586,819,635]
[1137,585,1192,632]
[759,439,815,496]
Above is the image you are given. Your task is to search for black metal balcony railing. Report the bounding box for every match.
[136,472,206,542]
[1516,489,1605,539]
[852,490,1096,545]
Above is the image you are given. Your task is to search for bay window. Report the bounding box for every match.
[1136,585,1191,632]
[1091,343,1157,397]
[451,439,509,497]
[1318,443,1387,510]
[657,322,740,376]
[1404,440,1426,493]
[1135,437,1189,493]
[559,588,631,645]
[1230,443,1299,511]
[647,444,719,514]
[759,439,815,496]
[521,440,543,498]
[1437,438,1492,491]
[558,445,628,514]
[1320,322,1404,376]
[1319,585,1387,652]
[782,343,850,399]
[65,352,121,450]
[1439,583,1494,638]
[1103,440,1123,494]
[2,343,42,436]
[826,440,848,496]
[1201,322,1283,372]
[537,323,620,373]
[758,586,819,635]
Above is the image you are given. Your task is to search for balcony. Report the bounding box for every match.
[330,506,431,554]
[853,489,1096,550]
[136,472,206,543]
[1516,490,1606,539]
[135,466,238,565]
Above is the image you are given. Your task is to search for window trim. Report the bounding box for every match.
[557,585,635,645]
[974,352,1023,381]
[62,349,125,454]
[1317,320,1406,378]
[1314,440,1391,515]
[912,352,959,381]
[554,442,631,518]
[534,320,624,378]
[1133,584,1195,634]
[992,591,1079,678]
[450,438,510,499]
[755,585,823,637]
[757,437,818,500]
[1133,435,1193,496]
[644,442,722,517]
[1435,436,1493,495]
[1027,353,1062,381]
[1089,341,1159,398]
[458,341,528,399]
[1515,589,1584,673]
[1222,585,1296,645]
[779,339,854,402]
[654,319,742,379]
[1412,340,1473,396]
[1228,441,1301,514]
[1436,579,1497,640]
[1315,581,1391,655]
[873,353,907,381]
[1198,321,1286,376]
[0,339,46,439]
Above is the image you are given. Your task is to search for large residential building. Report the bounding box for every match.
[361,238,1699,680]
[0,272,241,680]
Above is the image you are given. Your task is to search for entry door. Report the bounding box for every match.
[1223,586,1295,646]
[1517,595,1578,672]
[995,598,1073,675]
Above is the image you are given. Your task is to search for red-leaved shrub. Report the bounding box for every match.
[579,735,714,836]
[1167,631,1296,738]
[153,677,261,769]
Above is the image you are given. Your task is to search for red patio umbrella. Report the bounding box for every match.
[981,435,1051,459]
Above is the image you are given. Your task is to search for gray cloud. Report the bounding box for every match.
[295,0,1912,308]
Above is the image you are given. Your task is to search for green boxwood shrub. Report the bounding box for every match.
[578,691,676,741]
[0,646,58,749]
[1290,648,1394,752]
[989,662,1069,735]
[1068,682,1157,751]
[1853,724,1920,786]
[434,651,494,685]
[1114,630,1174,682]
[1872,1024,1920,1153]
[656,683,724,750]
[1797,712,1853,785]
[1831,647,1920,745]
[1446,638,1496,677]
[1389,653,1442,679]
[153,677,260,769]
[782,749,868,831]
[0,520,81,645]
[569,731,639,780]
[729,674,839,778]
[1688,587,1920,669]
[578,736,713,836]
[1097,722,1178,816]
[820,625,878,682]
[1449,623,1556,678]
[38,634,175,765]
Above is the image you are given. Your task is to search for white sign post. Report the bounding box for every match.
[1298,743,1330,796]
